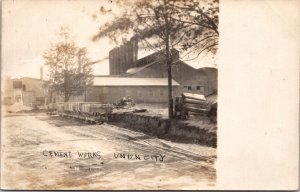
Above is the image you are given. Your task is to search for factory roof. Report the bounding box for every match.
[124,59,217,77]
[93,77,179,86]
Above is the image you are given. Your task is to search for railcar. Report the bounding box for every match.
[52,102,114,123]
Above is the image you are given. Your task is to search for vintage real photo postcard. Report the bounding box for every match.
[1,0,299,190]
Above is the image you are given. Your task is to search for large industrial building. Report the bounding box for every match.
[7,38,217,106]
[55,39,218,104]
[108,39,218,97]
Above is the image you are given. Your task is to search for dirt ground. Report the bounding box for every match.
[1,114,216,190]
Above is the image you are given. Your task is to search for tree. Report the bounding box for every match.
[43,27,93,102]
[93,0,219,120]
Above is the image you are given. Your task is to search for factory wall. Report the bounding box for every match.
[85,86,179,104]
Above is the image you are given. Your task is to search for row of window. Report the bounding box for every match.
[183,85,205,91]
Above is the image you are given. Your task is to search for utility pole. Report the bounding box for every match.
[164,1,173,121]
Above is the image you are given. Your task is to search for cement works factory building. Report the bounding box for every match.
[109,39,217,97]
[3,38,217,107]
[53,39,217,104]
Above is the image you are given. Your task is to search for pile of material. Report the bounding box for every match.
[115,96,135,109]
[174,92,216,121]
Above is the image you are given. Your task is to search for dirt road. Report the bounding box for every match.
[1,114,216,190]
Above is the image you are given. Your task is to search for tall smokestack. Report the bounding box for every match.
[131,37,138,67]
[108,37,139,75]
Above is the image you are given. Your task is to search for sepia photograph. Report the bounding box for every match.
[2,0,299,190]
[1,0,218,190]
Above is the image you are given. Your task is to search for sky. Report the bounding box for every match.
[2,0,118,79]
[2,0,216,79]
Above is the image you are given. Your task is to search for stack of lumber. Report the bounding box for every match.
[182,93,210,116]
[175,93,213,119]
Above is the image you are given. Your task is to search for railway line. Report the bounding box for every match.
[38,116,216,168]
[2,114,216,189]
